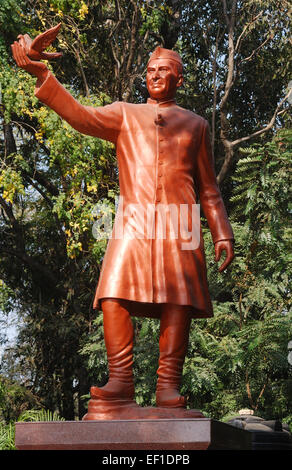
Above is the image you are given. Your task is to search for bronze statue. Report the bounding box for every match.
[11,26,234,418]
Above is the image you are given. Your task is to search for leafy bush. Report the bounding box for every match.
[0,409,65,450]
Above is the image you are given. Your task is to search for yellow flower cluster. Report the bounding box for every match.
[0,169,25,204]
[78,2,88,20]
[35,129,44,144]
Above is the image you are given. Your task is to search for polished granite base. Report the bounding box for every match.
[15,416,251,450]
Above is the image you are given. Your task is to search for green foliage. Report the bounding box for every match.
[0,280,14,314]
[0,407,65,450]
[17,408,65,422]
[140,2,173,37]
[0,422,15,450]
[0,376,65,450]
[48,1,89,20]
[231,130,291,318]
[0,377,42,423]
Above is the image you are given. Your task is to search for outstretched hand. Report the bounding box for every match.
[11,39,49,81]
[215,240,234,272]
[11,23,62,81]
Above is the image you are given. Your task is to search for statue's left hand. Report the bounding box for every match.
[215,240,234,272]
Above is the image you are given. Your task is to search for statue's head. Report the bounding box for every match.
[146,47,183,101]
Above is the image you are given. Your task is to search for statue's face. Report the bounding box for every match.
[146,58,183,100]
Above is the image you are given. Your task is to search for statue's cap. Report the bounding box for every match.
[148,47,183,67]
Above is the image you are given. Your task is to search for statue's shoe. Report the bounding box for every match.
[90,381,135,400]
[156,388,187,408]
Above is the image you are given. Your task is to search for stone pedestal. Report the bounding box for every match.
[15,417,251,450]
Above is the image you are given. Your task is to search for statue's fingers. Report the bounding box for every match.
[23,34,33,51]
[215,245,227,271]
[218,256,228,272]
[227,249,235,264]
[17,34,31,52]
[17,35,26,50]
[14,42,29,67]
[22,54,31,66]
[12,42,22,66]
[23,33,32,41]
[11,43,18,63]
[214,244,222,262]
[18,36,27,50]
[219,249,234,272]
[14,42,26,66]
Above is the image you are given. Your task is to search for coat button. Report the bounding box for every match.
[154,113,163,125]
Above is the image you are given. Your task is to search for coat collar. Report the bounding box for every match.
[147,97,176,107]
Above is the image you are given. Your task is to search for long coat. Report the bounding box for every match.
[35,73,234,319]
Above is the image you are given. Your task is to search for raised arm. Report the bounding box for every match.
[11,31,122,143]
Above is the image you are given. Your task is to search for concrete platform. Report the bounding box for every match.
[15,418,252,450]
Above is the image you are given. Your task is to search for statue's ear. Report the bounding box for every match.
[176,75,184,89]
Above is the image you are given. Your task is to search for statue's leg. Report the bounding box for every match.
[156,304,192,408]
[90,298,135,400]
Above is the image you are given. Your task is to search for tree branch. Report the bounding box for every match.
[239,33,272,65]
[25,168,59,197]
[231,90,292,147]
[219,0,236,111]
[211,26,221,151]
[126,2,139,75]
[217,0,291,183]
[22,174,53,207]
[235,12,263,53]
[0,196,26,254]
[1,247,65,294]
[245,370,254,409]
[72,46,90,98]
[0,196,17,225]
[3,123,17,158]
[217,89,291,183]
[255,381,267,411]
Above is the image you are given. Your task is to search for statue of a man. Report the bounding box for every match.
[12,32,234,412]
